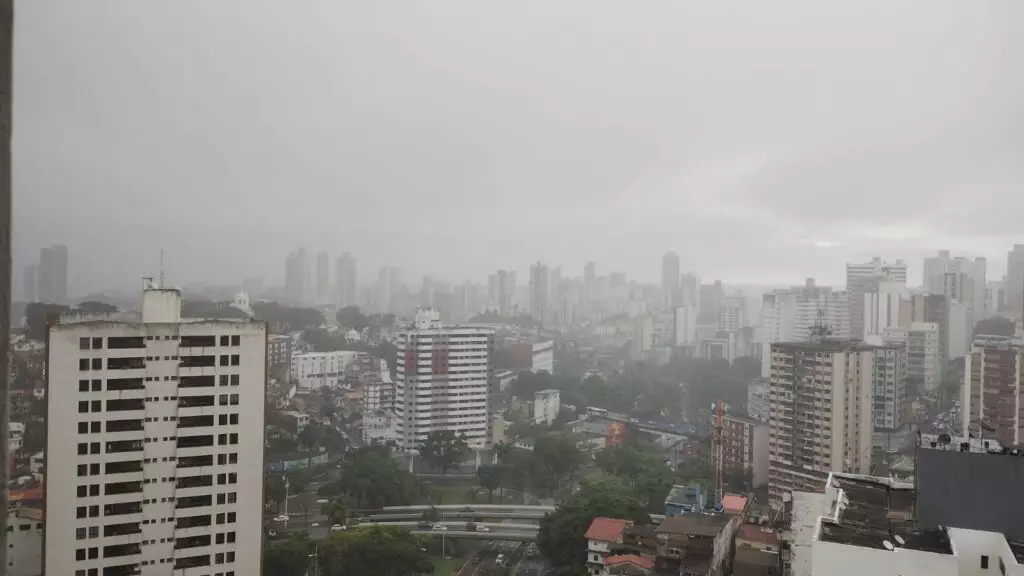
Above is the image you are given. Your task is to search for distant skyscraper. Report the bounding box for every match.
[1006,245,1024,318]
[376,266,402,314]
[493,269,515,316]
[38,244,68,304]
[284,248,310,305]
[530,262,549,322]
[21,264,35,302]
[846,257,907,341]
[662,252,681,308]
[316,251,330,303]
[334,253,357,308]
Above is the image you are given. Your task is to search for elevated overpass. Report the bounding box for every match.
[365,511,547,522]
[366,521,538,531]
[410,530,537,541]
[381,504,554,513]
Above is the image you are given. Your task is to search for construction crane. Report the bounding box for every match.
[711,400,725,505]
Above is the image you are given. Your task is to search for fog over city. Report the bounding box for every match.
[14,1,1024,294]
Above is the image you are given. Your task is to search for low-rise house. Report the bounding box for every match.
[734,524,780,576]
[586,517,633,575]
[664,484,706,516]
[604,554,654,575]
[654,513,735,576]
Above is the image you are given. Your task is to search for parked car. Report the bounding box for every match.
[432,524,448,531]
[330,524,346,532]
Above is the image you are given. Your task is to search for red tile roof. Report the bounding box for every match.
[585,517,631,543]
[737,524,779,546]
[722,494,748,514]
[605,554,654,570]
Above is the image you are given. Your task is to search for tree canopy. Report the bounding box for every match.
[974,316,1015,338]
[319,526,432,576]
[529,433,585,498]
[537,477,649,572]
[476,464,505,503]
[336,446,420,509]
[263,534,313,576]
[418,430,469,476]
[336,306,370,331]
[594,444,675,506]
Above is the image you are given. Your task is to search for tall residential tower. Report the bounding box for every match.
[44,283,267,576]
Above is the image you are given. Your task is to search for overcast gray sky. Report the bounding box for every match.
[14,1,1024,294]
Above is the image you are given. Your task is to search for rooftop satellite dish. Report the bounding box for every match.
[883,540,895,551]
[894,535,905,547]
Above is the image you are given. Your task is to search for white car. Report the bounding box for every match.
[431,524,447,531]
[273,515,288,523]
[317,499,329,504]
[331,524,346,532]
[475,525,490,533]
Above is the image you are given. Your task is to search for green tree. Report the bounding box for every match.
[323,497,348,526]
[418,430,469,477]
[77,301,118,314]
[340,446,419,509]
[24,302,72,340]
[297,424,324,452]
[336,306,369,331]
[263,534,313,576]
[320,526,432,576]
[477,464,505,503]
[594,444,675,506]
[265,475,287,513]
[530,433,585,497]
[975,316,1016,337]
[537,477,648,572]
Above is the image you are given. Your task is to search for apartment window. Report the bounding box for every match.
[216,553,225,565]
[76,548,86,561]
[229,433,238,445]
[78,443,88,455]
[227,512,235,523]
[78,422,88,434]
[76,527,87,540]
[77,507,86,519]
[79,380,89,392]
[77,465,87,477]
[216,533,225,544]
[228,454,237,464]
[220,336,229,347]
[91,421,101,433]
[79,359,90,371]
[91,379,101,391]
[220,355,229,366]
[92,337,103,349]
[230,374,239,386]
[230,355,239,366]
[219,375,229,386]
[216,513,225,524]
[89,505,99,517]
[91,400,101,412]
[217,454,227,465]
[228,473,237,484]
[90,485,100,496]
[91,463,100,475]
[80,338,91,350]
[219,395,228,406]
[982,556,989,569]
[216,494,225,505]
[229,394,238,406]
[227,493,236,504]
[229,414,238,425]
[218,434,227,446]
[231,335,240,346]
[91,358,102,370]
[78,486,87,497]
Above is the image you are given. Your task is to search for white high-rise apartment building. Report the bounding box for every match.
[759,280,851,375]
[862,280,909,343]
[394,309,493,452]
[45,283,266,576]
[662,251,681,309]
[847,257,907,341]
[907,322,941,393]
[767,340,875,507]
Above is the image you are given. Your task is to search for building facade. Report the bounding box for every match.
[962,335,1024,446]
[394,309,494,451]
[534,389,561,425]
[38,244,69,305]
[289,350,359,391]
[907,322,941,393]
[846,257,907,343]
[722,413,770,488]
[45,284,266,576]
[767,340,875,507]
[871,344,907,431]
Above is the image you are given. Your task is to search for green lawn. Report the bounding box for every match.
[431,556,461,575]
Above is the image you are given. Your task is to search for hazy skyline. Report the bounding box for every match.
[14,1,1024,295]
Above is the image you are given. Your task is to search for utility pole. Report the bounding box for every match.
[0,0,14,567]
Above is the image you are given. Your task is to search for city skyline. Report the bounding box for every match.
[14,2,1024,294]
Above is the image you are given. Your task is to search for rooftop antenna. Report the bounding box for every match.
[809,305,833,341]
[159,249,165,288]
